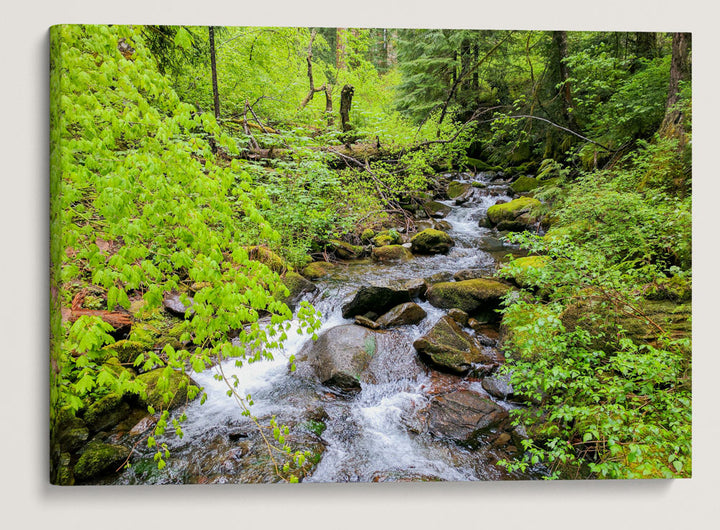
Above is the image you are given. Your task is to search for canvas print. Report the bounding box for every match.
[49,24,691,485]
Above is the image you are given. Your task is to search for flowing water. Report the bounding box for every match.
[110,172,543,484]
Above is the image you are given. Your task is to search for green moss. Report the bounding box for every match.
[447,181,470,199]
[102,340,149,364]
[510,176,539,194]
[136,368,197,411]
[372,229,402,247]
[487,197,541,224]
[74,441,131,481]
[372,244,413,261]
[329,239,366,260]
[471,181,486,188]
[360,228,376,242]
[410,228,454,255]
[247,245,288,273]
[426,279,512,314]
[502,256,548,288]
[83,392,125,429]
[302,261,336,280]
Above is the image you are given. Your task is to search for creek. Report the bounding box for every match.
[110,171,545,484]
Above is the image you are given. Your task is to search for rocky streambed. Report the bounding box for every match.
[58,170,554,484]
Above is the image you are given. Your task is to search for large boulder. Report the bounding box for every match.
[427,389,509,446]
[372,245,413,262]
[74,441,131,482]
[486,197,542,231]
[423,200,452,218]
[425,278,512,315]
[447,181,471,199]
[328,240,367,260]
[302,261,336,280]
[376,302,427,328]
[295,324,380,391]
[136,368,198,411]
[413,316,494,375]
[341,286,411,319]
[410,229,455,255]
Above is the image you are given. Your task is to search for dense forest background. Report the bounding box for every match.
[48,23,692,484]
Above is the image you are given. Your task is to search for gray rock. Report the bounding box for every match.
[413,316,495,375]
[163,291,194,317]
[296,324,381,391]
[482,374,515,400]
[376,302,427,328]
[428,389,508,445]
[341,286,411,319]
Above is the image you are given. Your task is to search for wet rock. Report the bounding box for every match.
[354,315,381,330]
[57,418,90,453]
[448,308,469,327]
[302,261,336,280]
[128,415,158,436]
[425,271,454,284]
[402,278,428,299]
[83,392,131,433]
[371,244,413,262]
[427,389,508,446]
[453,269,485,282]
[410,229,455,255]
[341,286,411,319]
[426,278,513,315]
[433,220,452,231]
[376,302,427,328]
[74,441,131,482]
[413,316,494,375]
[136,368,198,411]
[296,324,380,391]
[482,374,515,400]
[423,200,452,218]
[328,239,367,260]
[280,271,317,310]
[163,291,194,318]
[486,197,542,232]
[447,181,471,199]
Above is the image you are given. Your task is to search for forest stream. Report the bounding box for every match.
[104,171,546,484]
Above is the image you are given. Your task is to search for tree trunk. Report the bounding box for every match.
[659,32,691,138]
[209,26,220,121]
[340,84,354,132]
[336,28,347,69]
[324,85,334,126]
[551,31,579,132]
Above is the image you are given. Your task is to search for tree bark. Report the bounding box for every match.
[209,26,220,121]
[659,32,691,138]
[300,30,330,110]
[336,28,347,69]
[340,84,354,132]
[551,31,579,132]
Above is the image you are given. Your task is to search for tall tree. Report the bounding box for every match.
[659,32,691,138]
[209,26,221,121]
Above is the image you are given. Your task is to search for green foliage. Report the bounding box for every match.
[50,24,321,473]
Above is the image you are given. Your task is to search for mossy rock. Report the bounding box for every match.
[486,197,542,231]
[247,246,288,273]
[83,392,131,433]
[423,200,452,219]
[510,176,540,194]
[413,316,494,375]
[136,368,198,411]
[372,230,402,247]
[376,302,427,328]
[502,256,549,288]
[302,261,336,280]
[102,340,149,365]
[360,228,376,243]
[372,245,413,262]
[328,239,366,260]
[280,271,317,310]
[410,229,454,255]
[426,278,513,315]
[74,440,131,482]
[643,274,691,302]
[471,181,487,189]
[464,157,501,172]
[447,181,471,199]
